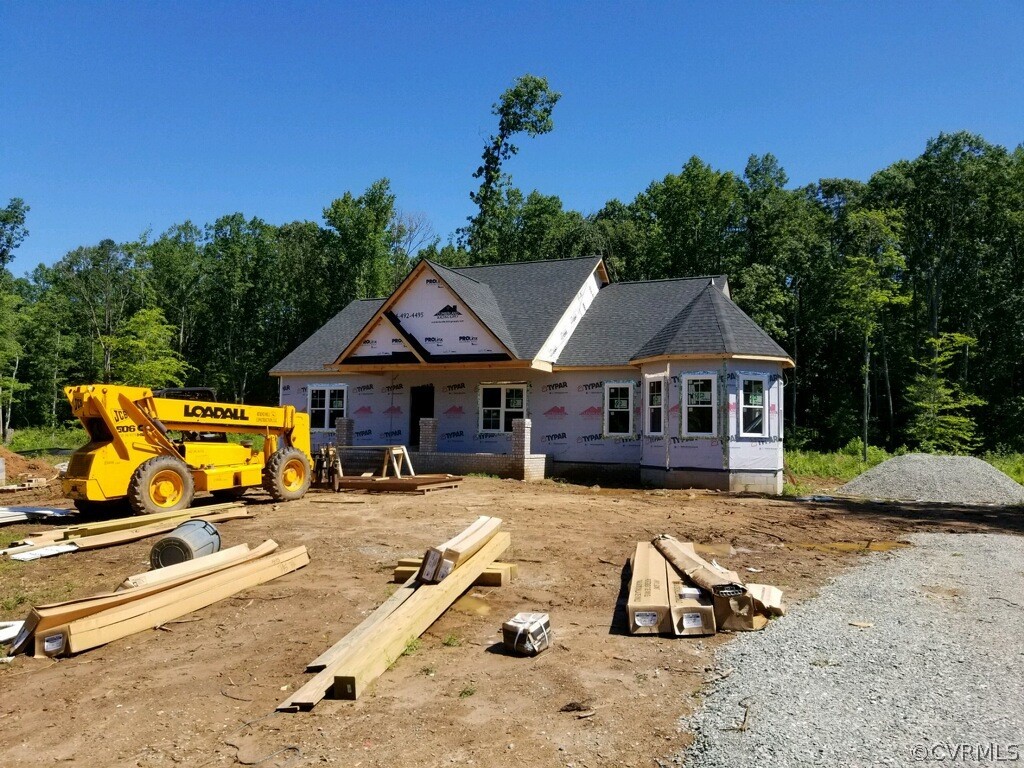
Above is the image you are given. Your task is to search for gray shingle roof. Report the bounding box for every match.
[270,298,384,373]
[271,259,792,374]
[555,277,790,367]
[444,256,605,359]
[428,261,519,356]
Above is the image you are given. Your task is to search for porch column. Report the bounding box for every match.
[511,418,531,458]
[335,417,354,447]
[418,418,438,452]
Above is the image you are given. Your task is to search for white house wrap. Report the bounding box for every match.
[272,256,792,493]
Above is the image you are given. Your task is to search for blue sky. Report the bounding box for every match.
[2,2,1023,276]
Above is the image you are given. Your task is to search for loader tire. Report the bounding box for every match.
[128,455,195,515]
[263,447,311,502]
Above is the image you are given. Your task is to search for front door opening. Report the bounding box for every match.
[409,385,435,448]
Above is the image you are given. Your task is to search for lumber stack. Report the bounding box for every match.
[279,517,509,711]
[625,535,786,636]
[417,515,502,583]
[11,539,308,657]
[0,502,252,559]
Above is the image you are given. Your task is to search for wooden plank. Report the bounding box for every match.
[60,503,244,540]
[71,510,252,551]
[117,543,255,590]
[278,533,511,713]
[20,541,281,644]
[332,531,510,700]
[393,562,515,587]
[302,575,419,673]
[418,516,490,582]
[442,516,502,569]
[66,546,309,654]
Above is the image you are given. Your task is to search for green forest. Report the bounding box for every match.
[2,76,1023,457]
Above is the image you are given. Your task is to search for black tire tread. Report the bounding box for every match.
[263,447,311,502]
[127,455,195,516]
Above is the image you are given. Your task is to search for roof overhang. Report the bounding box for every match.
[628,353,795,369]
[325,359,552,374]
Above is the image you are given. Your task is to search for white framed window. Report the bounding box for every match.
[479,384,526,433]
[309,385,347,430]
[604,382,634,436]
[740,378,766,436]
[645,376,666,436]
[683,376,716,436]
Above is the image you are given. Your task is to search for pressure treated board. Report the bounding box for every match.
[117,543,255,590]
[14,540,281,654]
[302,575,419,674]
[418,516,489,582]
[393,561,516,587]
[65,546,309,654]
[332,531,510,700]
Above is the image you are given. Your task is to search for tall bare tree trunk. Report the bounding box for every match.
[863,333,870,462]
[881,329,894,443]
[4,356,18,441]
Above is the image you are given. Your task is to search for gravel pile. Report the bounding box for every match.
[836,453,1024,504]
[678,533,1024,768]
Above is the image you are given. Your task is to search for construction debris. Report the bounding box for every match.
[0,477,49,492]
[11,539,306,657]
[0,503,250,559]
[333,473,462,494]
[626,535,785,636]
[279,517,510,710]
[0,506,76,526]
[502,612,551,656]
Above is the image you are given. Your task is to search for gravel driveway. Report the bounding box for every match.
[680,533,1024,767]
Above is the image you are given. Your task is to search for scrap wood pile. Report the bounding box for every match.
[628,535,785,636]
[6,539,309,658]
[279,515,509,711]
[0,502,252,561]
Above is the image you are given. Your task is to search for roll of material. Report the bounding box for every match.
[150,519,221,568]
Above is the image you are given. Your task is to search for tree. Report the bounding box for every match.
[464,75,561,261]
[838,208,906,459]
[109,307,190,387]
[49,239,144,382]
[905,333,985,453]
[0,198,29,268]
[323,179,401,300]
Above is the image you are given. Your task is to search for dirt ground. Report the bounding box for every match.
[1,478,1022,768]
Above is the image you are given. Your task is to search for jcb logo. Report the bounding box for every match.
[113,409,128,422]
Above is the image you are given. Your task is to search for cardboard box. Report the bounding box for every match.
[628,542,672,634]
[666,571,716,636]
[713,594,768,632]
[502,612,551,655]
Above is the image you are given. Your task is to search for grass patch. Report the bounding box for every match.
[984,453,1024,485]
[401,637,422,657]
[458,684,476,698]
[7,426,87,453]
[442,633,462,647]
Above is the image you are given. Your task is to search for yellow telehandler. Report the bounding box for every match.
[62,384,312,515]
